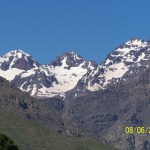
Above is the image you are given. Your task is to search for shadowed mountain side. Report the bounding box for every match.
[0,109,117,150]
[0,76,64,131]
[64,68,150,150]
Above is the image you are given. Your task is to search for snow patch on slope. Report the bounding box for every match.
[0,68,23,81]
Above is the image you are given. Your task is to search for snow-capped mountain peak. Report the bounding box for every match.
[0,49,40,81]
[9,49,30,56]
[75,38,150,93]
[127,37,144,44]
[2,49,31,61]
[0,49,40,71]
[50,50,85,69]
[124,38,147,48]
[63,50,83,60]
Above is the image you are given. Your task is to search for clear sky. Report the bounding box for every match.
[0,0,150,64]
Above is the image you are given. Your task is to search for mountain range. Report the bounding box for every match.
[1,38,150,149]
[0,38,150,100]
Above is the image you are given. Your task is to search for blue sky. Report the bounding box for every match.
[0,0,150,64]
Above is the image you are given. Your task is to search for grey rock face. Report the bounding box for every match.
[11,56,39,70]
[12,69,58,95]
[64,68,150,150]
[1,61,10,70]
[0,76,64,131]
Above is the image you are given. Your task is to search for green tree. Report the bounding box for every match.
[0,133,19,150]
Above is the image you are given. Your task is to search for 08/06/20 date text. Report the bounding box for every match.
[125,126,150,134]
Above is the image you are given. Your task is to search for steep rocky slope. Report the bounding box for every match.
[0,76,64,131]
[64,67,150,150]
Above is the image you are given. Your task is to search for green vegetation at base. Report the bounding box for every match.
[0,109,116,150]
[0,133,19,150]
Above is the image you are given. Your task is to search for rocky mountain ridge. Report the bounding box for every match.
[0,38,150,99]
